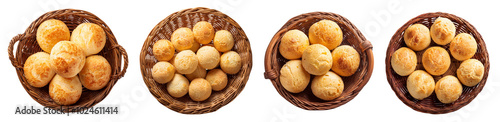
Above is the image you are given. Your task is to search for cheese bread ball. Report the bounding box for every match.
[49,41,86,78]
[457,59,484,87]
[435,75,462,104]
[79,55,111,90]
[279,29,309,60]
[167,74,189,98]
[302,44,333,75]
[213,30,234,52]
[422,47,451,76]
[174,50,198,74]
[171,27,195,51]
[404,24,431,51]
[49,75,82,105]
[193,21,215,44]
[220,51,242,74]
[331,45,360,77]
[36,19,70,53]
[391,47,417,76]
[197,46,220,69]
[186,65,207,81]
[279,60,310,93]
[450,33,477,61]
[24,52,55,87]
[151,61,175,84]
[71,23,107,56]
[308,20,343,50]
[311,71,344,101]
[206,69,228,91]
[407,70,435,100]
[430,17,456,45]
[189,40,200,52]
[189,78,212,101]
[153,39,175,61]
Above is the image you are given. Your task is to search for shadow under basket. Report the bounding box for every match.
[385,12,489,114]
[140,7,252,114]
[264,12,374,110]
[8,9,128,112]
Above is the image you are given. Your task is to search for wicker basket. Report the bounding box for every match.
[264,12,374,110]
[140,7,252,114]
[386,12,489,114]
[8,9,128,112]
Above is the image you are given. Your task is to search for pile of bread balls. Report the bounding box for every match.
[278,20,360,101]
[151,21,242,101]
[23,19,111,105]
[391,17,484,103]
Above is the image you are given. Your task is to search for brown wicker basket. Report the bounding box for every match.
[8,9,128,112]
[264,12,374,110]
[386,12,489,114]
[140,7,252,114]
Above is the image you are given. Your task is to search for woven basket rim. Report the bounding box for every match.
[264,12,374,110]
[8,9,128,112]
[385,12,490,114]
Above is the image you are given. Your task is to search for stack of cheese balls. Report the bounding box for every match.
[391,17,484,104]
[278,20,361,101]
[151,21,241,101]
[24,19,112,105]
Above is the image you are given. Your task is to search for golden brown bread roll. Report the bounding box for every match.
[151,61,175,84]
[189,40,201,52]
[279,60,310,93]
[457,59,484,87]
[193,21,215,44]
[450,33,477,61]
[308,20,343,50]
[24,52,55,88]
[404,24,431,51]
[206,69,228,91]
[167,74,189,98]
[49,41,86,78]
[302,44,333,75]
[172,27,195,51]
[71,23,107,56]
[36,19,70,53]
[220,51,242,74]
[174,50,198,74]
[185,65,207,81]
[435,75,462,103]
[422,46,451,76]
[153,39,175,61]
[189,78,212,101]
[311,71,344,101]
[49,74,82,105]
[391,47,417,76]
[197,46,220,69]
[331,45,360,77]
[279,29,309,60]
[407,70,435,100]
[213,30,234,52]
[79,55,111,90]
[430,17,456,45]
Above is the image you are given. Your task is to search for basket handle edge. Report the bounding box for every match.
[112,45,128,79]
[8,34,24,68]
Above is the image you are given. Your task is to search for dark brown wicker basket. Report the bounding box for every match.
[8,9,128,112]
[386,12,489,114]
[264,12,374,110]
[140,7,252,114]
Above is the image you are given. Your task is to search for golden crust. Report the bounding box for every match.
[49,75,82,105]
[36,19,70,53]
[407,70,435,100]
[404,24,431,51]
[172,27,195,51]
[422,46,451,76]
[79,55,111,90]
[49,41,86,78]
[153,39,175,61]
[391,47,417,76]
[457,59,484,87]
[174,50,198,74]
[24,52,55,88]
[71,23,106,56]
[450,33,477,61]
[302,44,333,75]
[185,65,207,81]
[189,78,212,101]
[435,75,462,103]
[280,60,310,93]
[206,69,228,91]
[213,30,234,52]
[220,51,242,74]
[308,20,343,50]
[197,46,220,69]
[193,21,215,44]
[151,61,175,84]
[331,45,360,77]
[166,74,189,98]
[279,29,309,60]
[311,71,344,101]
[430,17,456,45]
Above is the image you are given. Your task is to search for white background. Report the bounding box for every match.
[1,0,499,122]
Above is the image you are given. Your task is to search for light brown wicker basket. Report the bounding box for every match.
[8,9,128,112]
[386,12,489,114]
[264,12,374,110]
[140,7,252,114]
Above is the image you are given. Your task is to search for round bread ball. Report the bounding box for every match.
[71,23,106,56]
[174,50,198,74]
[186,65,207,81]
[220,51,242,74]
[435,75,462,104]
[49,75,82,105]
[36,19,70,53]
[193,21,215,44]
[49,41,86,78]
[311,71,344,101]
[197,46,220,69]
[430,17,456,45]
[391,47,417,76]
[404,24,431,51]
[189,78,212,101]
[189,40,200,52]
[280,60,310,93]
[151,61,175,84]
[206,69,228,91]
[153,39,175,61]
[279,29,309,60]
[167,74,189,98]
[79,55,111,90]
[407,70,435,100]
[422,46,451,76]
[308,20,343,50]
[331,45,360,77]
[450,33,477,61]
[302,44,333,75]
[171,27,195,51]
[457,59,484,87]
[23,52,55,87]
[213,30,234,52]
